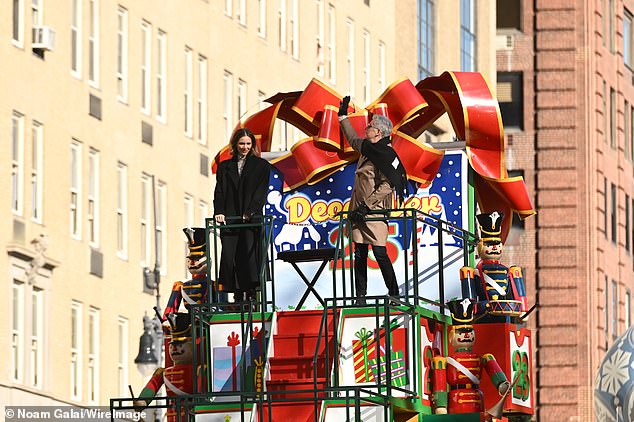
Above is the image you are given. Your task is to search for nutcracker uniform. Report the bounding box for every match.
[162,228,209,367]
[461,212,527,322]
[162,228,209,319]
[431,299,509,416]
[137,313,201,422]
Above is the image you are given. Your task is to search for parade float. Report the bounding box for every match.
[110,72,536,421]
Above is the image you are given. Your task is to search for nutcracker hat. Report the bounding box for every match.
[446,298,475,328]
[476,211,505,243]
[167,312,192,343]
[183,227,207,258]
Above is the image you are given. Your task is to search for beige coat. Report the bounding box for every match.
[340,118,394,246]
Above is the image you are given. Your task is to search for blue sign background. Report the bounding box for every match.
[264,151,469,309]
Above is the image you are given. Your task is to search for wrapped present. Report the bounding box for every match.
[368,350,407,388]
[352,328,376,383]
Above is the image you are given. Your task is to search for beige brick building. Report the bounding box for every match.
[1,0,495,413]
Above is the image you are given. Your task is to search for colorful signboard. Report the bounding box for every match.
[264,150,470,310]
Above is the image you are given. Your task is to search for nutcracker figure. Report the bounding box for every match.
[134,313,201,422]
[161,227,209,366]
[431,299,509,417]
[461,211,528,323]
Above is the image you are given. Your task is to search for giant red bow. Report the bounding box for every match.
[213,72,535,240]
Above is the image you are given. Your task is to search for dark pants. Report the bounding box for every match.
[354,243,399,297]
[219,226,263,294]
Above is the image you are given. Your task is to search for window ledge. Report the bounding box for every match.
[6,242,60,270]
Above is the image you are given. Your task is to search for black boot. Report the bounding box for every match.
[354,243,369,305]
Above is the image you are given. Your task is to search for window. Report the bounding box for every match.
[223,71,233,141]
[140,174,152,267]
[141,21,151,114]
[626,100,630,159]
[289,0,299,59]
[610,87,616,148]
[30,287,43,388]
[605,276,609,345]
[258,0,267,37]
[199,200,209,227]
[184,195,194,277]
[625,289,632,329]
[604,177,608,239]
[116,6,128,102]
[346,18,355,97]
[12,112,25,216]
[88,149,99,246]
[258,90,267,110]
[627,194,631,253]
[88,0,99,86]
[157,181,167,275]
[418,0,434,79]
[316,0,324,76]
[13,0,24,46]
[184,47,193,137]
[225,0,232,17]
[609,0,615,52]
[327,4,336,83]
[362,30,371,104]
[117,317,128,396]
[497,72,524,130]
[12,281,24,382]
[31,121,43,223]
[116,163,128,258]
[184,195,194,230]
[70,301,82,400]
[611,182,617,244]
[198,55,208,144]
[612,279,618,339]
[87,308,99,403]
[156,30,167,122]
[460,0,476,71]
[378,41,386,91]
[603,81,607,144]
[496,0,520,30]
[507,170,526,231]
[278,0,286,52]
[71,0,82,77]
[31,0,43,56]
[625,10,633,68]
[603,0,607,47]
[70,141,82,239]
[237,79,247,121]
[238,0,246,26]
[631,105,634,160]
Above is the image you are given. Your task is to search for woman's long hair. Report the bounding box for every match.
[230,128,259,156]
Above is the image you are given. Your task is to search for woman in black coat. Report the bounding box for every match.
[213,128,270,301]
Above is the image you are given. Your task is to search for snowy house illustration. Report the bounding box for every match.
[274,224,321,252]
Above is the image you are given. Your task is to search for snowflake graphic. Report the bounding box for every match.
[601,348,632,395]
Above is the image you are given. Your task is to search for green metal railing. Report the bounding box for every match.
[205,215,276,315]
[110,208,477,421]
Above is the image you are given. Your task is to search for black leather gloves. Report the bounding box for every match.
[338,95,351,117]
[349,202,370,223]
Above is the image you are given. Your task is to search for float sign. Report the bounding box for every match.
[264,150,469,310]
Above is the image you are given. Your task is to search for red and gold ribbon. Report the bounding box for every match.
[213,73,535,240]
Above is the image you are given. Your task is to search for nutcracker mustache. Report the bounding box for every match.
[187,256,207,270]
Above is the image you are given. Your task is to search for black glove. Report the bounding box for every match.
[349,202,370,223]
[338,96,351,117]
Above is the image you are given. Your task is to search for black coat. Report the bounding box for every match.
[213,154,270,292]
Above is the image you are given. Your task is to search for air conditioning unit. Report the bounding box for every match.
[32,26,56,51]
[496,34,515,51]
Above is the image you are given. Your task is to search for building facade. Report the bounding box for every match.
[496,0,634,420]
[1,0,495,413]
